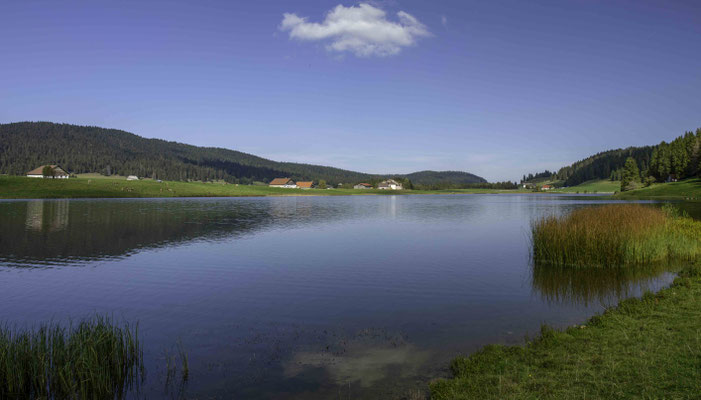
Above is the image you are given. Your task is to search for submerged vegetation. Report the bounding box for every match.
[0,316,144,399]
[531,204,701,268]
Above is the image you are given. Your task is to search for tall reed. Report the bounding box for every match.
[0,315,144,399]
[531,204,701,268]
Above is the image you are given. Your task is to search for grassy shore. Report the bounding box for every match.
[0,316,143,399]
[552,179,620,193]
[430,263,701,399]
[0,176,525,199]
[616,178,701,200]
[431,204,701,398]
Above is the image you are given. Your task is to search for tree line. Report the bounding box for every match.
[0,122,486,187]
[522,128,701,187]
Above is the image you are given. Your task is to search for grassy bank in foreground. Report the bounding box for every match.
[431,205,701,399]
[532,204,701,268]
[616,178,701,200]
[430,264,701,399]
[0,176,523,199]
[0,316,143,399]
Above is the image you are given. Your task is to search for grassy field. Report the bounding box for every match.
[0,176,525,199]
[0,316,143,399]
[617,178,701,200]
[531,204,701,268]
[553,179,620,193]
[429,263,701,399]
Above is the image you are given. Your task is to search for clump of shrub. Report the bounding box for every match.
[531,204,701,268]
[0,316,144,399]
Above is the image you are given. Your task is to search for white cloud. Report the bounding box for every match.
[441,15,447,27]
[280,3,430,57]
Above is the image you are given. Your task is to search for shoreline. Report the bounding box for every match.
[430,262,701,398]
[0,175,538,199]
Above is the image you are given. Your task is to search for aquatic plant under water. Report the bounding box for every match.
[0,315,144,399]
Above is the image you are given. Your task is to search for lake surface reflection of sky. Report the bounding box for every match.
[0,195,685,399]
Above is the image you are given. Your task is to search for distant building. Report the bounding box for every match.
[126,175,139,181]
[354,183,373,189]
[269,178,297,188]
[522,183,535,189]
[26,165,69,179]
[297,181,314,189]
[541,184,553,191]
[378,179,403,190]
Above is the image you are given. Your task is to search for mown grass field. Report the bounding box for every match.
[0,176,524,199]
[553,179,621,193]
[430,263,701,399]
[617,178,701,200]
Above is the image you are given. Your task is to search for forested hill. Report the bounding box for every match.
[0,122,486,185]
[402,170,485,186]
[522,128,701,186]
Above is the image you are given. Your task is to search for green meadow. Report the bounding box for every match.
[552,179,620,193]
[0,176,524,199]
[617,178,701,200]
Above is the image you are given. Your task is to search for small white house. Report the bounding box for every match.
[378,179,403,190]
[354,183,373,189]
[269,177,298,188]
[126,175,139,181]
[26,165,69,179]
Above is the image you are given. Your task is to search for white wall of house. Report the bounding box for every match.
[27,174,68,179]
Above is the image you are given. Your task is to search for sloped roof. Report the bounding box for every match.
[26,165,68,176]
[270,177,292,185]
[356,183,372,187]
[297,181,314,188]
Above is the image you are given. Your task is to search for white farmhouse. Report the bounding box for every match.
[26,165,69,179]
[377,179,403,190]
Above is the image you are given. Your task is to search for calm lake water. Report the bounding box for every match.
[0,194,696,399]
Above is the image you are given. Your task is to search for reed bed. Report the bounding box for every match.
[531,204,701,268]
[0,315,144,399]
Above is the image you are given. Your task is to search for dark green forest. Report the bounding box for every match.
[522,128,701,186]
[0,122,486,186]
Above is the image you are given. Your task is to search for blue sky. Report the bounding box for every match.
[2,0,700,181]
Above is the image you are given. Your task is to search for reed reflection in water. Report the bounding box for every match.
[531,261,677,306]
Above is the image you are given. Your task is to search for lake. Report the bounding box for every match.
[0,194,692,399]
